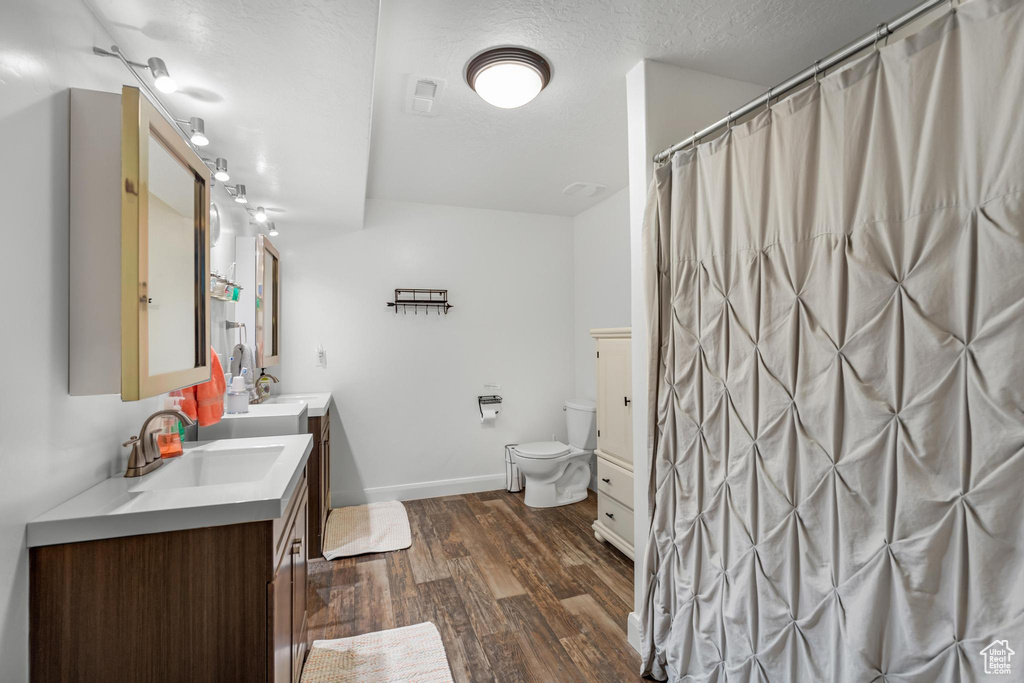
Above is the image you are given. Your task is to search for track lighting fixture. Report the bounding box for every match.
[203,157,230,182]
[180,117,208,146]
[92,47,177,94]
[255,206,267,223]
[233,184,248,204]
[267,222,279,237]
[147,57,177,93]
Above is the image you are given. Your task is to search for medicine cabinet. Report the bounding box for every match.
[69,86,212,401]
[234,234,282,370]
[255,235,281,367]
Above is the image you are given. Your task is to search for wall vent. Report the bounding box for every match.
[406,76,445,117]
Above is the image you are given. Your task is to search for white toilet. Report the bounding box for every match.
[513,399,597,508]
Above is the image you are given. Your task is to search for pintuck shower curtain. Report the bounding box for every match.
[639,0,1024,680]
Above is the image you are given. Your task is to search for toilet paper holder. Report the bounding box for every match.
[478,395,502,418]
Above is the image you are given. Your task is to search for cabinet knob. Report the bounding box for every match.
[601,478,611,484]
[624,396,631,407]
[605,512,614,519]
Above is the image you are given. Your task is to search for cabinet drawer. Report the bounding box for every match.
[596,458,633,509]
[597,494,633,546]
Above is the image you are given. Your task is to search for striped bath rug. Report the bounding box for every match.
[301,622,454,682]
[322,500,412,560]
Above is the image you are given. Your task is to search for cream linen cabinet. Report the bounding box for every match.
[590,328,633,559]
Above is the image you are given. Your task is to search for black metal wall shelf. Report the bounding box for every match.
[387,288,453,315]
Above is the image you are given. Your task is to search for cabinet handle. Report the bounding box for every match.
[601,478,611,484]
[605,512,615,519]
[291,539,302,555]
[624,396,631,407]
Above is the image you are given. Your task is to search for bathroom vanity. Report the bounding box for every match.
[268,393,333,559]
[27,436,313,683]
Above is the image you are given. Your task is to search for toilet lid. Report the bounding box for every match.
[515,441,570,459]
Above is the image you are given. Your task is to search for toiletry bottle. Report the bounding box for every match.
[226,370,250,414]
[158,396,184,458]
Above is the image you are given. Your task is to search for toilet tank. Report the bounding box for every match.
[565,399,597,450]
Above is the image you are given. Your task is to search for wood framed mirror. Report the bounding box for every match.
[121,86,211,400]
[255,234,280,368]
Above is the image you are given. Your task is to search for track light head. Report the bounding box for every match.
[267,222,279,237]
[233,184,248,204]
[213,158,229,182]
[187,117,208,146]
[255,206,267,223]
[146,57,177,93]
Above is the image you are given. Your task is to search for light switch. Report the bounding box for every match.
[315,344,327,368]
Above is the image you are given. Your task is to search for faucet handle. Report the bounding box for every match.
[122,436,147,477]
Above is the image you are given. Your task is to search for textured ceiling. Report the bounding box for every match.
[85,0,379,232]
[367,0,923,217]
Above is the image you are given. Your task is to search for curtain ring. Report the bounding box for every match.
[691,131,697,152]
[813,60,821,84]
[726,111,733,131]
[765,87,773,113]
[949,0,958,13]
[874,23,887,51]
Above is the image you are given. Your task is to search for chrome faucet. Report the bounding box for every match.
[123,409,195,477]
[251,372,280,404]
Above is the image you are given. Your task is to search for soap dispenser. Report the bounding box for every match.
[226,369,250,415]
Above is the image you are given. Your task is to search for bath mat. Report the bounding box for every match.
[301,622,454,683]
[322,500,411,559]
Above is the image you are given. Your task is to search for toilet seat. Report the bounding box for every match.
[515,441,570,459]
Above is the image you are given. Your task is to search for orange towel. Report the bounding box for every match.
[181,348,226,427]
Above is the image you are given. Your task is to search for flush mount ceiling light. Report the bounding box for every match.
[465,47,551,109]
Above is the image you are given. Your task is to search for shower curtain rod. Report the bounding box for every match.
[653,0,951,163]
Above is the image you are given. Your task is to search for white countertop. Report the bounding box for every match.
[266,392,332,417]
[198,402,308,440]
[27,434,313,548]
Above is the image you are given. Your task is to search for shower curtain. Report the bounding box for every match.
[640,0,1024,680]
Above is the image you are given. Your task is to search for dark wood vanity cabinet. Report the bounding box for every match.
[305,412,331,560]
[30,473,310,683]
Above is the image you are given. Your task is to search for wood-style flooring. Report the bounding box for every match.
[306,489,644,682]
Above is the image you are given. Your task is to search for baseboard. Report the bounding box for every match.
[332,473,507,507]
[627,611,641,653]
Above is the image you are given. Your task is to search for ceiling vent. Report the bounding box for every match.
[563,182,607,198]
[406,76,446,117]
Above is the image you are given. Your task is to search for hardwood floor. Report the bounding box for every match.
[306,489,644,682]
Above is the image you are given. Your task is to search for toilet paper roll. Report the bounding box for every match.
[481,408,498,423]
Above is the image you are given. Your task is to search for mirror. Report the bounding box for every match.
[146,133,201,376]
[255,234,280,367]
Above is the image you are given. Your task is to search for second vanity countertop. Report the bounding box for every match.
[27,433,313,548]
[266,392,332,417]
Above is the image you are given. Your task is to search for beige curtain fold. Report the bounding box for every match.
[639,0,1024,680]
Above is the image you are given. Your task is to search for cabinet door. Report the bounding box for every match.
[321,418,331,534]
[291,490,308,682]
[597,338,632,464]
[269,550,292,683]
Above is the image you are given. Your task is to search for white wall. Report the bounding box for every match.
[625,60,765,650]
[278,199,575,504]
[0,1,158,678]
[571,188,631,401]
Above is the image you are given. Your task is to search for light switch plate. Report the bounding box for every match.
[315,344,327,368]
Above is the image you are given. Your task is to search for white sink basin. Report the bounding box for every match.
[197,402,308,439]
[129,445,283,492]
[265,392,332,417]
[27,435,313,547]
